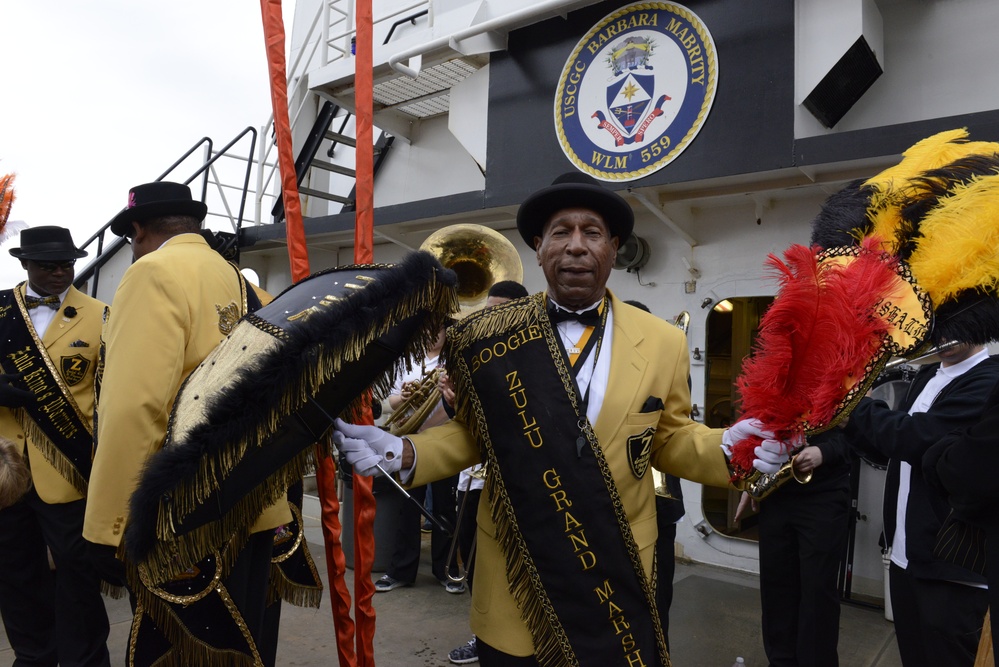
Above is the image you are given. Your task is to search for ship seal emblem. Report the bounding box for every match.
[555,2,718,182]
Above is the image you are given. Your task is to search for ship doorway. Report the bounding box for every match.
[700,295,773,540]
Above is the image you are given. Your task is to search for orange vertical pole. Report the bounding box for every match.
[259,3,361,666]
[352,0,378,664]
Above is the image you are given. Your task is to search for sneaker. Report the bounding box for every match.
[448,637,478,664]
[441,578,466,595]
[374,575,409,592]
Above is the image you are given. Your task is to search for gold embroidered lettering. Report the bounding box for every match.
[546,470,595,569]
[594,579,645,663]
[549,489,572,511]
[568,530,589,553]
[594,579,615,603]
[625,649,646,666]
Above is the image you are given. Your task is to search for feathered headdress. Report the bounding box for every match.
[0,173,26,245]
[811,129,999,346]
[726,237,929,481]
[727,129,999,486]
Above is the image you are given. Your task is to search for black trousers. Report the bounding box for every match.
[656,520,677,649]
[758,485,849,667]
[478,639,540,667]
[0,489,110,667]
[889,562,987,667]
[387,474,458,583]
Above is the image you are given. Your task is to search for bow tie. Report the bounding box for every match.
[549,304,601,326]
[25,295,61,310]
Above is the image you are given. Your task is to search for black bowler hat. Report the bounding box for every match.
[9,226,88,261]
[516,172,634,248]
[109,182,208,236]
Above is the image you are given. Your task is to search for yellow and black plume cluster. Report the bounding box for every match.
[811,128,999,345]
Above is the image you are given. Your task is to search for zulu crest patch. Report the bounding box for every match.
[555,2,718,181]
[60,354,90,386]
[216,302,240,335]
[628,427,655,479]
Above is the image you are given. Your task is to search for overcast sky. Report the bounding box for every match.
[1,0,297,286]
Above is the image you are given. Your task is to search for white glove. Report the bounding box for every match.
[752,439,791,475]
[332,418,404,476]
[720,418,771,457]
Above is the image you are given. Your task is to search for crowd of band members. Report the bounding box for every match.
[2,175,999,667]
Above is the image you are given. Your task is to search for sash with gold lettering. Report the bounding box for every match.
[0,288,93,493]
[447,293,668,667]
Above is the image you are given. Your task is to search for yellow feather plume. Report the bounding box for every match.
[908,174,999,305]
[863,129,999,253]
[866,129,969,193]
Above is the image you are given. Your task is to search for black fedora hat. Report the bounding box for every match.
[109,182,208,236]
[516,172,634,248]
[9,226,88,261]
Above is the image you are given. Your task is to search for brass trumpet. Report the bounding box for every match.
[739,455,813,501]
[383,367,445,436]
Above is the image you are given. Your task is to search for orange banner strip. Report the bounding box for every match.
[353,0,378,664]
[259,0,310,283]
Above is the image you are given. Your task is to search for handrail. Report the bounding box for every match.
[74,127,259,297]
[383,8,429,45]
[156,137,214,202]
[183,127,258,233]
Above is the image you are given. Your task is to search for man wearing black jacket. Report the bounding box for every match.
[926,381,999,666]
[845,342,999,667]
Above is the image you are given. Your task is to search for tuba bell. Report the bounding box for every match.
[385,224,524,436]
[420,223,524,316]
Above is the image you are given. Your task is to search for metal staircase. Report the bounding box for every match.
[269,99,395,223]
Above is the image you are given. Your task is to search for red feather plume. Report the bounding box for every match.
[728,237,900,481]
[0,173,14,231]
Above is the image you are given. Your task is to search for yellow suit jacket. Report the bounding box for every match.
[408,291,730,656]
[83,234,290,548]
[0,284,106,504]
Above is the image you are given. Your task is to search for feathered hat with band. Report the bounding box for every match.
[727,129,999,490]
[811,128,999,346]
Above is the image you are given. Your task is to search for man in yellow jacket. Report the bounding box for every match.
[334,173,775,667]
[0,226,110,666]
[83,182,290,665]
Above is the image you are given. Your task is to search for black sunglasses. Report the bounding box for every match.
[33,260,76,273]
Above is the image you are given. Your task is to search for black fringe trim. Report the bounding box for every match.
[125,251,457,583]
